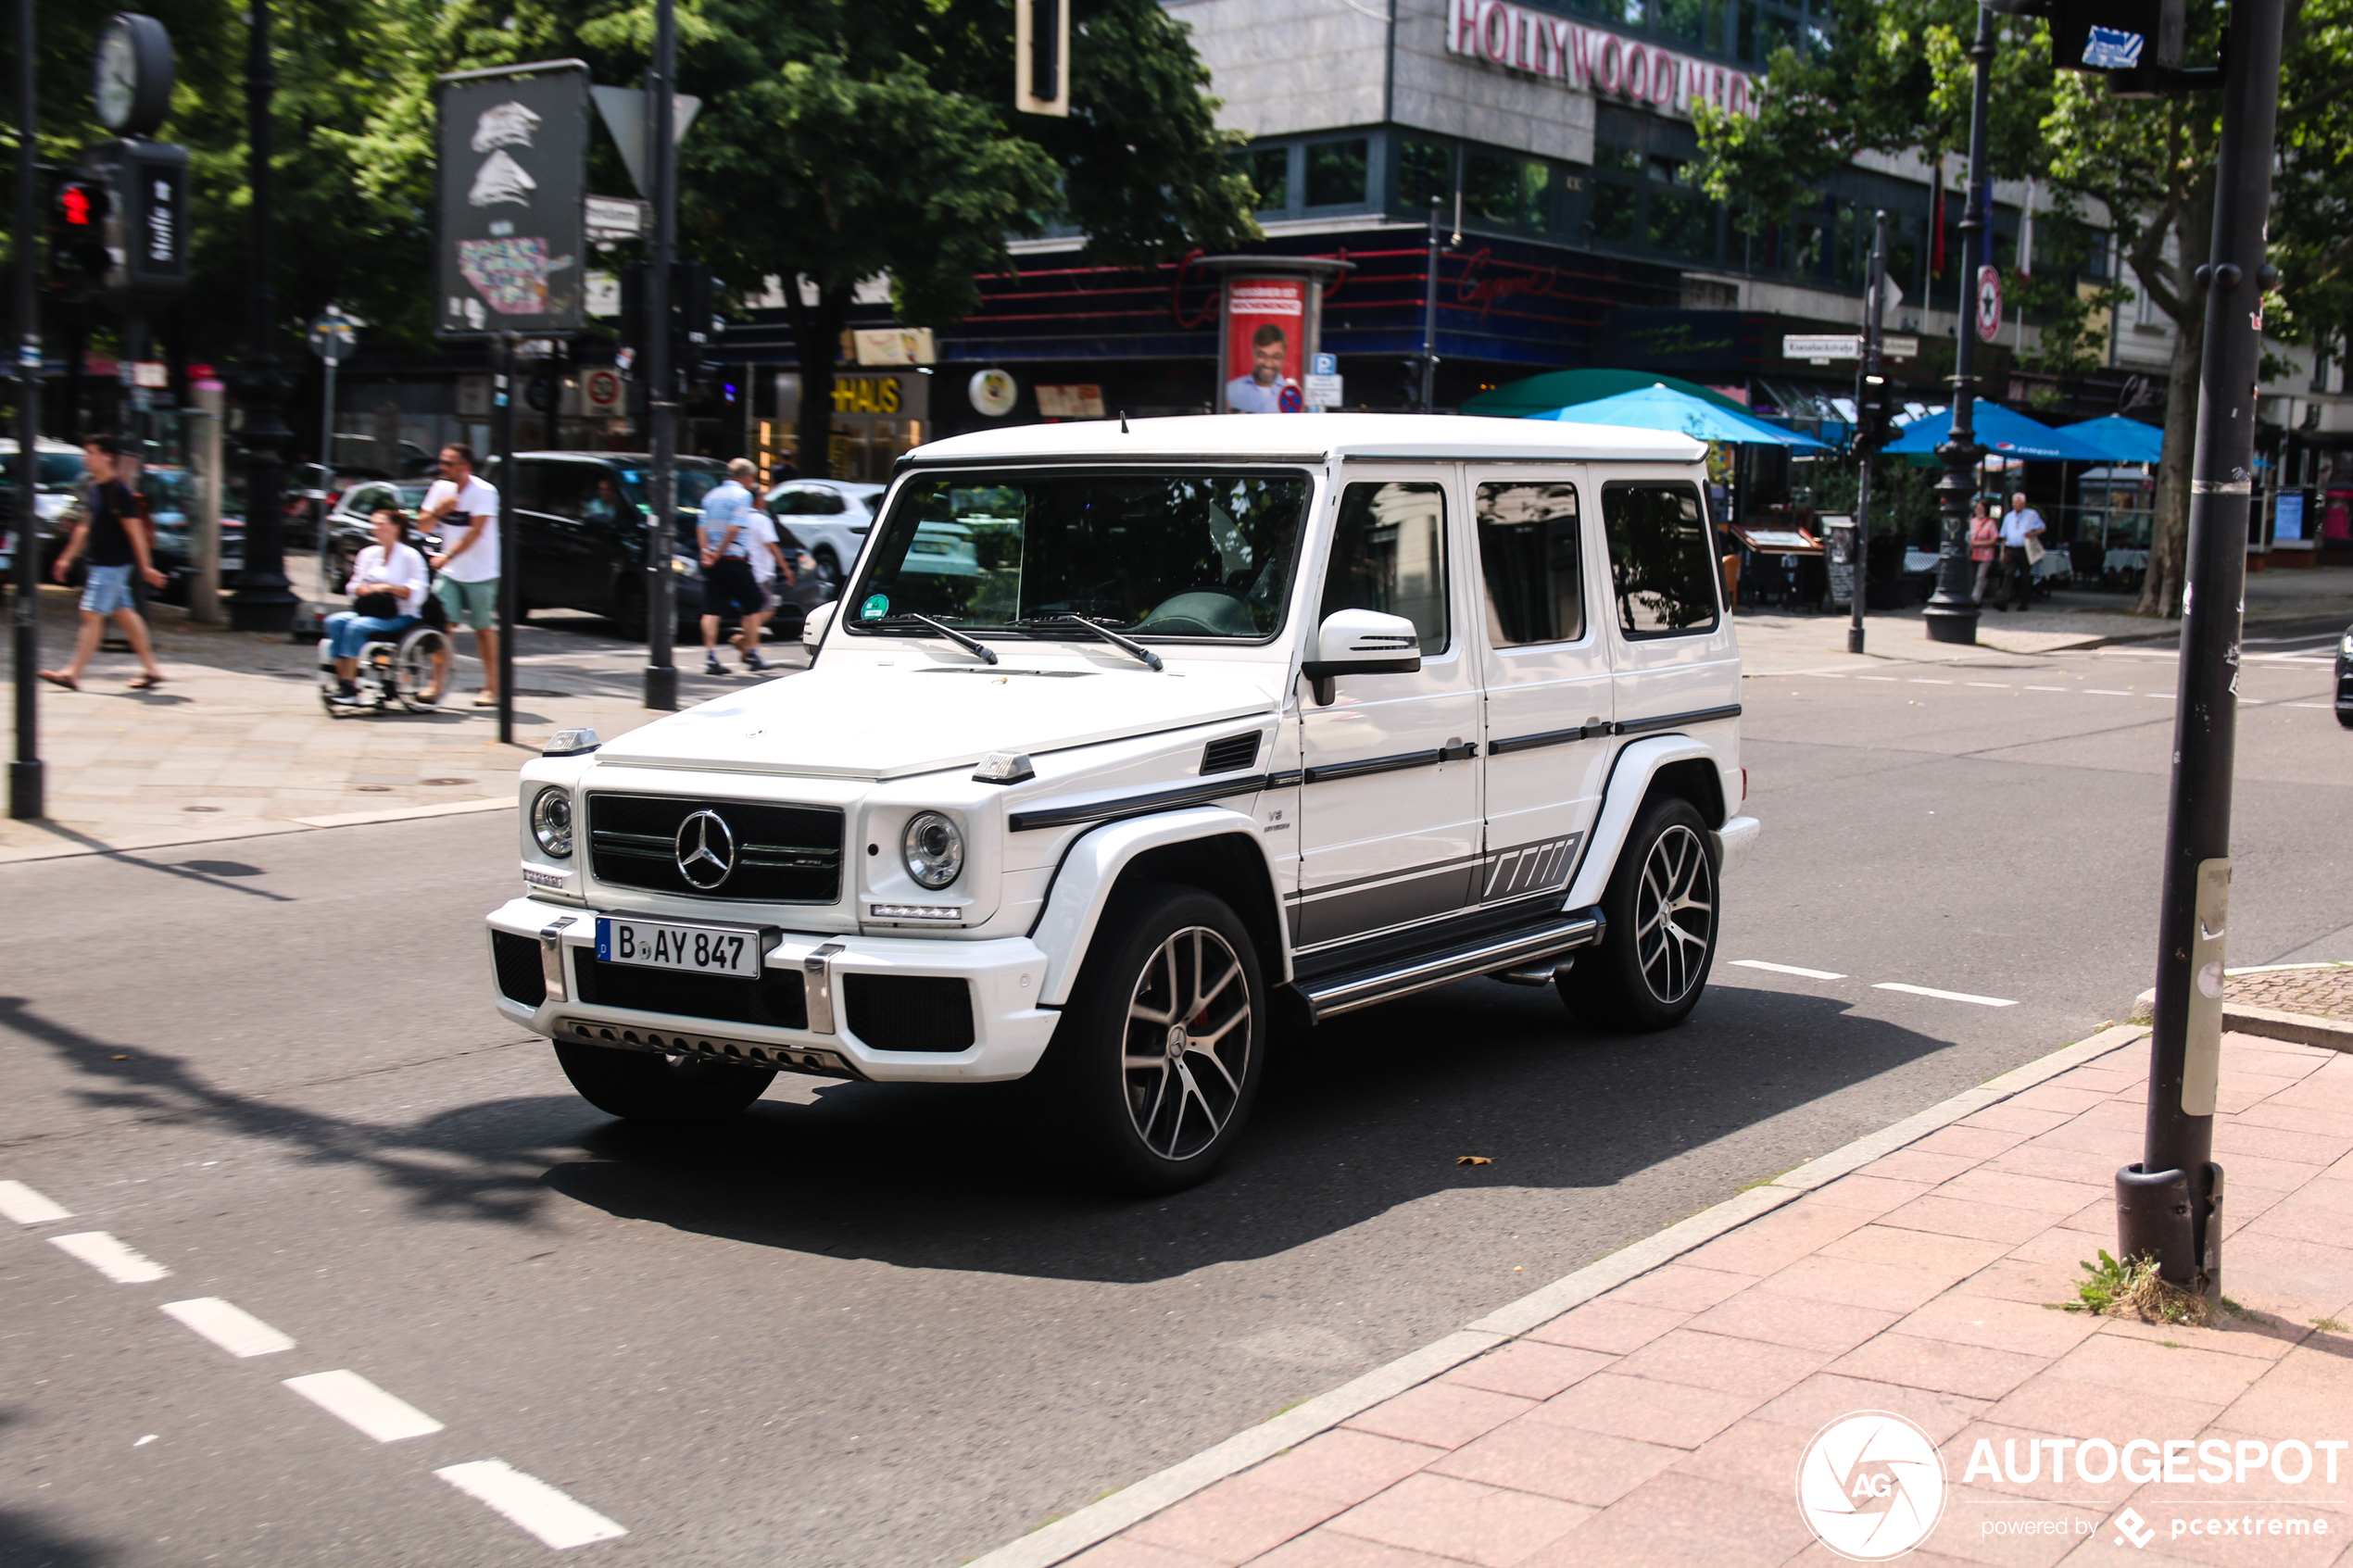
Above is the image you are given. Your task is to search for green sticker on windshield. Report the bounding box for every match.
[860,594,889,621]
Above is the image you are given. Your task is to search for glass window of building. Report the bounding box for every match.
[1758,6,1799,60]
[1656,0,1717,48]
[1466,151,1552,234]
[1305,138,1369,207]
[1396,137,1454,213]
[1592,182,1641,243]
[1230,146,1290,212]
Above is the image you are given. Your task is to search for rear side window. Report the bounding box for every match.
[1601,482,1718,638]
[1321,482,1449,654]
[1476,482,1583,646]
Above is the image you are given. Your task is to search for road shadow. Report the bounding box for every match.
[541,977,1960,1284]
[0,1505,118,1567]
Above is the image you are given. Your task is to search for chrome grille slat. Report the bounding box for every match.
[586,793,845,903]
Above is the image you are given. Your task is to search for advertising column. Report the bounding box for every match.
[1203,257,1353,414]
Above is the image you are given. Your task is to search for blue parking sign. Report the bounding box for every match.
[1311,353,1337,377]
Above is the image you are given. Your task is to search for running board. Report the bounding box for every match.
[1294,908,1605,1022]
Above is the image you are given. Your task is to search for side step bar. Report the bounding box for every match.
[1294,907,1605,1022]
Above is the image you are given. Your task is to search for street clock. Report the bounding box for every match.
[93,14,174,136]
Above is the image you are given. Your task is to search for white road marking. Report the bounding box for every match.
[1908,679,1953,684]
[1966,682,2010,688]
[0,1180,71,1225]
[162,1298,296,1358]
[1874,982,2019,1008]
[2285,702,2334,709]
[435,1461,629,1550]
[2086,689,2135,696]
[2023,685,2069,691]
[283,1371,445,1443]
[49,1231,170,1284]
[1731,960,1848,980]
[1857,675,1898,682]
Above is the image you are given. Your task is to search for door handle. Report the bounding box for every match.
[1438,739,1478,762]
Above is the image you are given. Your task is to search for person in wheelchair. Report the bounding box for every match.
[324,506,432,707]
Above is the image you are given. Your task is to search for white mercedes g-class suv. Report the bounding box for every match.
[485,414,1758,1192]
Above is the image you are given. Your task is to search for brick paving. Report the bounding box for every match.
[1060,1032,2353,1568]
[2230,967,2353,1024]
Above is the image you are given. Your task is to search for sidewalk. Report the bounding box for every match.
[999,1020,2353,1568]
[0,580,791,861]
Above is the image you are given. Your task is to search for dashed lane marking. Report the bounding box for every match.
[436,1461,630,1550]
[1857,675,1898,682]
[1731,960,1848,980]
[2085,689,2135,696]
[283,1371,446,1443]
[50,1231,170,1284]
[162,1298,296,1358]
[2285,702,2335,709]
[1908,679,1954,684]
[1966,682,2010,688]
[1875,982,2019,1008]
[2023,685,2069,691]
[0,1180,71,1225]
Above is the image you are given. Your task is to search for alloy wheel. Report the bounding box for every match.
[1635,823,1714,1005]
[1121,925,1251,1161]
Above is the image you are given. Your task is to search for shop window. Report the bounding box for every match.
[1305,139,1369,207]
[1594,141,1642,175]
[1657,0,1716,48]
[1477,483,1585,646]
[1322,483,1449,655]
[1649,188,1714,258]
[1592,182,1642,244]
[1230,146,1290,212]
[1602,483,1719,638]
[1396,137,1453,213]
[1466,152,1552,233]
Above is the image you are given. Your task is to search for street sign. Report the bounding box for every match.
[1884,334,1920,361]
[588,87,701,200]
[435,66,590,338]
[583,367,623,410]
[1311,352,1338,377]
[1975,266,2004,343]
[130,359,168,388]
[307,313,357,362]
[1302,372,1343,408]
[1783,333,1860,360]
[584,194,647,241]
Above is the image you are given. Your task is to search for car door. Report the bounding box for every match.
[774,483,856,583]
[1595,475,1741,735]
[1469,470,1617,910]
[508,459,569,610]
[1292,470,1483,956]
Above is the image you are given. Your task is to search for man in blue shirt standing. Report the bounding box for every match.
[696,460,764,675]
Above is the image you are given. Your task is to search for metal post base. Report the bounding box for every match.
[227,575,300,634]
[7,759,42,820]
[1920,602,1981,645]
[2116,1160,2223,1301]
[1847,627,1866,654]
[643,664,677,711]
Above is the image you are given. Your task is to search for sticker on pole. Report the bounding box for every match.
[2082,26,2145,69]
[1974,266,2003,344]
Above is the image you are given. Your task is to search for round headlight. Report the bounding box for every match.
[531,786,574,859]
[902,810,963,889]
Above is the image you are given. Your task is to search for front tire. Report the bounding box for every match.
[553,1042,775,1124]
[1560,795,1718,1031]
[1026,884,1265,1194]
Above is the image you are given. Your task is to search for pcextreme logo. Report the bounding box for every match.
[1796,1412,1948,1562]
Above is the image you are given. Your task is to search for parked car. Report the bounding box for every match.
[322,480,437,584]
[143,466,245,604]
[0,440,95,576]
[765,477,978,586]
[487,414,1758,1193]
[2335,620,2351,729]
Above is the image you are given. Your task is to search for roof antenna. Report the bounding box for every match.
[1120,409,1130,433]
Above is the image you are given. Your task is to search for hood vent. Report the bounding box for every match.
[1201,732,1261,775]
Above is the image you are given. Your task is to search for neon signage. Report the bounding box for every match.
[1444,0,1759,120]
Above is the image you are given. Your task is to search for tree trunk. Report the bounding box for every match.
[784,279,850,481]
[2134,180,2215,619]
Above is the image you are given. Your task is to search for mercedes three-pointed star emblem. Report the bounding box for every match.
[673,809,737,890]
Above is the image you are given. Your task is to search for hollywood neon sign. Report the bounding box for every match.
[1445,0,1758,119]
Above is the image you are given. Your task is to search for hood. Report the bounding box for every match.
[598,655,1282,779]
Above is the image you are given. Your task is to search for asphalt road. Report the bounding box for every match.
[3,625,2348,1568]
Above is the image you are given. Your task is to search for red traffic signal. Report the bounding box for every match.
[58,182,93,225]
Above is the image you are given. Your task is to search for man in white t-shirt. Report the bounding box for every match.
[1996,491,2046,613]
[418,444,502,705]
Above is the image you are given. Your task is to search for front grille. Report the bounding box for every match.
[573,953,810,1029]
[491,931,546,1006]
[843,974,975,1052]
[588,793,843,903]
[1201,732,1261,775]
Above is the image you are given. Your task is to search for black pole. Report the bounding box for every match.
[641,0,678,711]
[1851,211,1886,656]
[494,332,516,744]
[2117,0,2287,1305]
[1420,196,1440,414]
[227,0,295,633]
[9,0,43,821]
[1921,6,1993,646]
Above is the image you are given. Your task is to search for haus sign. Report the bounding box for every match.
[1446,0,1758,120]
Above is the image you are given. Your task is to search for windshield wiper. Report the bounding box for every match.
[1013,614,1164,672]
[866,612,998,665]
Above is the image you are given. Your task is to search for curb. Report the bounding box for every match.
[967,1021,2153,1568]
[2129,980,2353,1053]
[0,795,514,866]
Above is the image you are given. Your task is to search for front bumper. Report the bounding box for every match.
[1714,814,1762,873]
[485,896,1060,1083]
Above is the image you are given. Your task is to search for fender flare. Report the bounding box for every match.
[1029,805,1280,1007]
[1562,735,1718,909]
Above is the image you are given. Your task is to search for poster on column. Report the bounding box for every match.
[434,68,588,338]
[1224,277,1307,413]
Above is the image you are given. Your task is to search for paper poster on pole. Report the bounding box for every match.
[435,68,589,338]
[1223,277,1307,413]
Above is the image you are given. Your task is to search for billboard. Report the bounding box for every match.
[1222,276,1306,413]
[435,68,589,337]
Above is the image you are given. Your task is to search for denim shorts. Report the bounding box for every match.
[81,562,136,615]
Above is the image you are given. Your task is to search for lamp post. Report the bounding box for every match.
[227,0,296,633]
[1921,4,1994,647]
[10,0,42,820]
[1851,211,1887,656]
[640,0,679,711]
[1420,196,1441,413]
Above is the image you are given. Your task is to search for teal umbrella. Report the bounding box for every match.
[1883,403,2107,461]
[1465,368,1755,419]
[1528,383,1831,449]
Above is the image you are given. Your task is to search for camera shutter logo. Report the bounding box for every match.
[673,809,738,890]
[1795,1411,1947,1561]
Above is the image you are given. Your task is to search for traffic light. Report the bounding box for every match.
[47,142,189,306]
[1855,374,1898,452]
[46,169,111,299]
[1015,0,1069,116]
[618,260,724,396]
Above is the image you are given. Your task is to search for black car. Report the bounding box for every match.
[2336,620,2352,729]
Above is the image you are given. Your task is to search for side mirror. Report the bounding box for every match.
[802,598,837,656]
[1300,608,1421,706]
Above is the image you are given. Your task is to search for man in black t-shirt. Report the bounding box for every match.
[41,435,169,691]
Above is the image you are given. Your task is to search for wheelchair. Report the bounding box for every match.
[319,618,451,716]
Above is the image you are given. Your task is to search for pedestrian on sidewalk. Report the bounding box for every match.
[1969,496,2001,605]
[724,459,788,672]
[321,507,430,707]
[695,463,763,676]
[418,444,501,707]
[39,434,169,693]
[1997,490,2045,612]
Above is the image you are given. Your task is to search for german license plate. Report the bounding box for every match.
[595,916,763,978]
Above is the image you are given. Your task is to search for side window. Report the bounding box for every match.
[1600,482,1718,638]
[1320,481,1449,655]
[779,485,844,516]
[1476,482,1584,646]
[533,465,598,519]
[510,461,547,511]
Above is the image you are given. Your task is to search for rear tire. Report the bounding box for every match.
[553,1042,775,1124]
[1559,795,1718,1032]
[1024,884,1265,1194]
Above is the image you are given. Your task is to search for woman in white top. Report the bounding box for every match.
[324,507,431,705]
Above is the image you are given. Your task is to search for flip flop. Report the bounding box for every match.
[129,674,166,690]
[38,671,79,692]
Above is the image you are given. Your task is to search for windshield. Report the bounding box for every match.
[1,452,89,489]
[849,470,1311,642]
[616,465,723,511]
